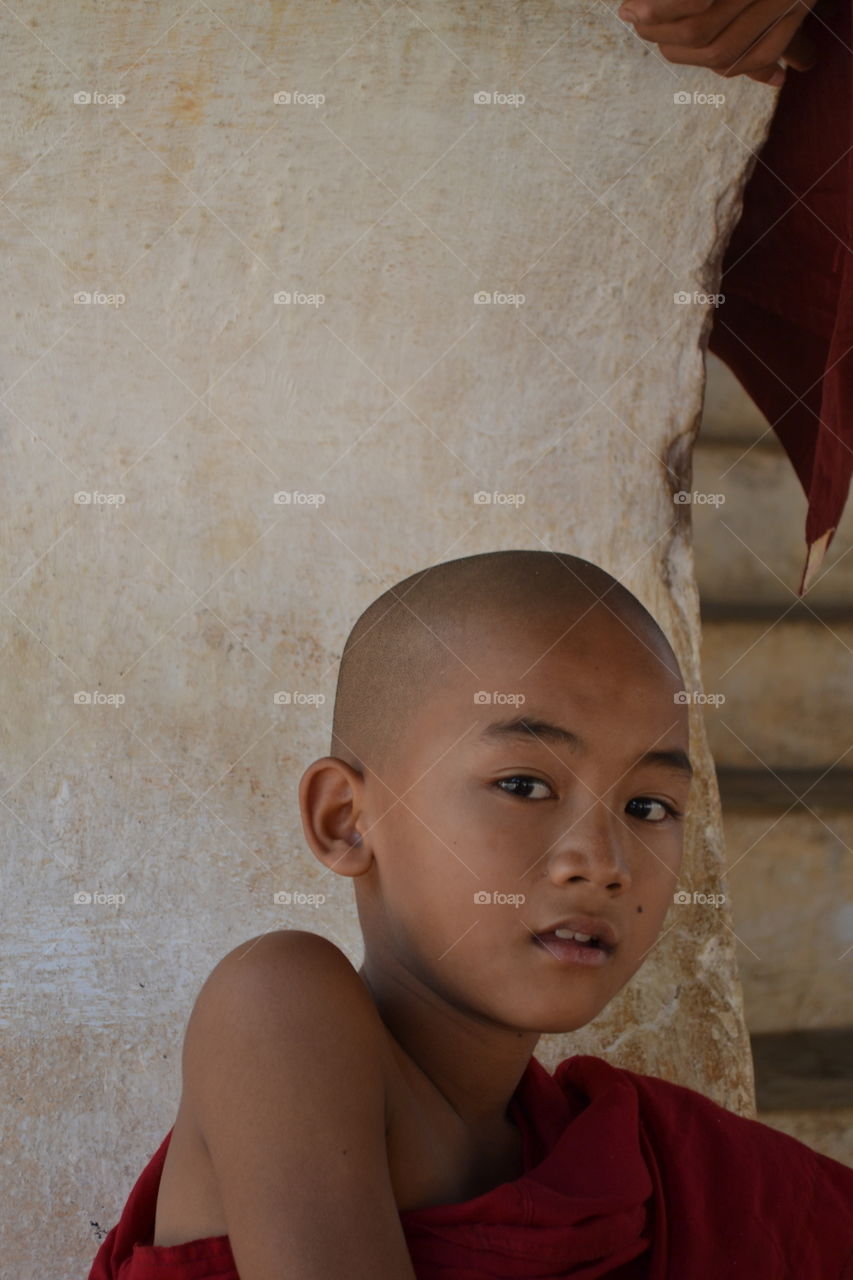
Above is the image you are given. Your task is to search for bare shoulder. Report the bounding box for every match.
[203,926,360,980]
[197,927,362,990]
[185,928,389,1106]
[190,928,373,1016]
[180,928,415,1279]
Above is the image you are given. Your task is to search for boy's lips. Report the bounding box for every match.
[532,914,618,953]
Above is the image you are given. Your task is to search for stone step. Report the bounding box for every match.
[699,352,771,444]
[715,803,853,1034]
[756,1106,853,1168]
[694,353,853,606]
[699,355,853,1171]
[702,603,853,624]
[751,1028,853,1167]
[695,612,853,769]
[691,440,853,608]
[716,766,853,814]
[752,1028,853,1109]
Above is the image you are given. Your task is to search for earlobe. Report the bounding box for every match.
[297,756,372,877]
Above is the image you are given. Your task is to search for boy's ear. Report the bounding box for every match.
[297,756,373,877]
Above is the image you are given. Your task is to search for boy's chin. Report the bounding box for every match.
[501,991,620,1036]
[530,1013,601,1035]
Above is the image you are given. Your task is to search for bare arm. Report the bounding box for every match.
[183,930,418,1280]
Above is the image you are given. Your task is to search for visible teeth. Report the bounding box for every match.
[554,928,593,942]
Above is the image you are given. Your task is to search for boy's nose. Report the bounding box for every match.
[540,808,632,890]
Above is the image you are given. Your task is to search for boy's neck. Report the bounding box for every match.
[357,958,541,1136]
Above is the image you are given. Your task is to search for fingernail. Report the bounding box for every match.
[619,7,638,21]
[768,66,786,86]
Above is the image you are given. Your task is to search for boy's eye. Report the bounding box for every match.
[495,775,552,800]
[496,778,680,823]
[626,796,679,823]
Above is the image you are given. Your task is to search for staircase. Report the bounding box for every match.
[693,353,853,1167]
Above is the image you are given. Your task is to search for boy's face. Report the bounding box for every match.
[352,606,692,1035]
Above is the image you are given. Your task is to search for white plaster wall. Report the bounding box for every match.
[0,2,775,1273]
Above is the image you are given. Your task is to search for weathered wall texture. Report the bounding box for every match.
[0,2,777,1273]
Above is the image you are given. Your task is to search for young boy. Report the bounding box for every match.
[87,549,853,1280]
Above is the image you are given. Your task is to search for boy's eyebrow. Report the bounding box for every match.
[477,715,694,780]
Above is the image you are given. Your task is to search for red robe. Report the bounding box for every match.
[87,1052,853,1279]
[706,0,853,595]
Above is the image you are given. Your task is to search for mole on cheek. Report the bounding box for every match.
[636,905,643,913]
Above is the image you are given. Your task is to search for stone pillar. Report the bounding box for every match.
[0,3,776,1273]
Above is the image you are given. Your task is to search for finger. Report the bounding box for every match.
[655,3,812,72]
[623,0,755,47]
[778,25,817,67]
[745,59,788,82]
[716,4,814,73]
[627,0,809,50]
[618,0,713,23]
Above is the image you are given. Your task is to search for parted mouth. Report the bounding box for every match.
[532,914,618,953]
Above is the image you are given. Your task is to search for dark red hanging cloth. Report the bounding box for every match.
[707,0,853,595]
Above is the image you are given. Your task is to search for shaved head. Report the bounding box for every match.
[330,549,683,777]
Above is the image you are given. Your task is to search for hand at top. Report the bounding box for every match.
[617,0,819,88]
